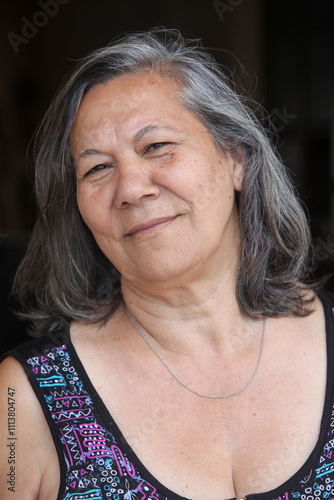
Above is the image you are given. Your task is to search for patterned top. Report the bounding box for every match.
[3,290,334,500]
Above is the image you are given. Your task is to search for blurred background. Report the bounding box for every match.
[1,0,334,353]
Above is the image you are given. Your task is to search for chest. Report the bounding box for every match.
[91,353,326,500]
[69,310,328,500]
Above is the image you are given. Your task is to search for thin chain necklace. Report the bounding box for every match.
[126,307,266,399]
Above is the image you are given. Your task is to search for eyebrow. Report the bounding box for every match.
[135,124,180,140]
[78,148,103,158]
[78,124,180,159]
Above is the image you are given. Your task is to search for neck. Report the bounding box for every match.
[120,257,258,359]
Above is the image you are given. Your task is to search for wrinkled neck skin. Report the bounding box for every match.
[120,223,258,361]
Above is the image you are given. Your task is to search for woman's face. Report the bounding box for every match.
[71,72,244,286]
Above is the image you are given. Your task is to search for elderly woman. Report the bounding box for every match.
[0,28,332,500]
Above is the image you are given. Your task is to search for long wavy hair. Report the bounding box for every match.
[13,28,316,336]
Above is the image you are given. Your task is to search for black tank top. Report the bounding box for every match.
[3,290,334,500]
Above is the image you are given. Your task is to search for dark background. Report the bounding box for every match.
[1,0,334,354]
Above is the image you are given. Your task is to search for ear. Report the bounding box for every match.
[231,146,246,192]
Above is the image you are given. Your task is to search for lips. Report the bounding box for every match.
[125,216,178,237]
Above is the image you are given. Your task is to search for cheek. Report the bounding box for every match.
[76,188,106,233]
[194,169,233,213]
[76,189,90,226]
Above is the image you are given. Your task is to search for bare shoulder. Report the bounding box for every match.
[70,304,127,355]
[272,291,326,334]
[296,291,327,353]
[262,291,327,391]
[301,291,327,338]
[0,356,59,500]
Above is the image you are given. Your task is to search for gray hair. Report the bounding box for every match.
[13,28,316,336]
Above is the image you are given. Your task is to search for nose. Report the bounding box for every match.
[113,158,161,208]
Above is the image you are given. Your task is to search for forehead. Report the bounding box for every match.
[74,72,183,125]
[70,71,211,154]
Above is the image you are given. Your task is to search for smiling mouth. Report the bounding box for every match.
[125,216,179,237]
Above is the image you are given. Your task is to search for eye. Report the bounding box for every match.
[145,142,171,153]
[85,164,111,177]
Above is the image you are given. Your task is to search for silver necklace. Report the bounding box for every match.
[126,307,266,399]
